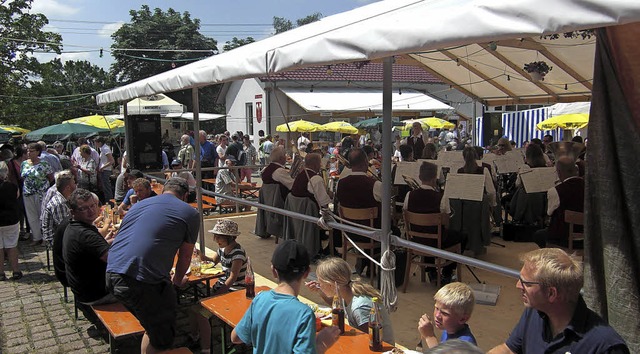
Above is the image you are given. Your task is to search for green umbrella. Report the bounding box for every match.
[25,123,108,142]
[353,117,384,129]
[0,127,12,143]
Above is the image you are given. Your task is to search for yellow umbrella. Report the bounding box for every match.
[420,117,456,130]
[0,125,30,134]
[536,113,589,130]
[276,120,321,133]
[316,121,359,134]
[63,114,124,130]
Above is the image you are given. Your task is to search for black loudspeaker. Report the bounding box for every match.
[482,112,503,147]
[125,114,163,170]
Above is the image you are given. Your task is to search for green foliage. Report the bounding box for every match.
[109,5,218,84]
[272,17,294,34]
[3,59,118,129]
[0,0,62,126]
[223,37,256,52]
[296,12,323,27]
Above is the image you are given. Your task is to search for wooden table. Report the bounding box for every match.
[173,255,223,304]
[238,182,260,199]
[200,286,394,354]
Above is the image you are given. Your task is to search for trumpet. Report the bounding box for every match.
[402,174,421,190]
[335,152,381,181]
[289,153,305,179]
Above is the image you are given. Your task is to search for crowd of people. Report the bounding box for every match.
[0,119,629,353]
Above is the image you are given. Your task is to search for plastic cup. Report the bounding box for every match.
[130,194,138,204]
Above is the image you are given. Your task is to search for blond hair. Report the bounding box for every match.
[433,282,475,317]
[316,257,380,299]
[520,248,583,302]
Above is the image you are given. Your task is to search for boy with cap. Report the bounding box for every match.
[231,240,340,353]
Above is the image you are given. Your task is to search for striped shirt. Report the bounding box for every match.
[216,243,247,286]
[42,190,70,244]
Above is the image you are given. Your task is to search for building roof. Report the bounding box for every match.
[259,62,441,84]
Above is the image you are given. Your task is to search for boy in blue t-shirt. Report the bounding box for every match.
[418,282,478,351]
[231,240,340,354]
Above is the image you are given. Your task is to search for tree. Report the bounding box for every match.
[223,36,256,52]
[23,59,118,128]
[0,0,62,125]
[110,5,218,84]
[273,12,323,34]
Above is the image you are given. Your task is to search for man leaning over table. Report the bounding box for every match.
[107,177,199,354]
[488,248,629,354]
[231,240,340,353]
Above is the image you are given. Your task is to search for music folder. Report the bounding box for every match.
[443,173,485,202]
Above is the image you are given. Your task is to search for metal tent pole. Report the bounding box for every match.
[192,88,206,253]
[380,57,393,258]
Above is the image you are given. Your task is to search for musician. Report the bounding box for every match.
[457,147,497,208]
[403,161,463,284]
[290,153,332,209]
[391,144,415,211]
[533,156,584,248]
[336,148,382,229]
[405,122,426,158]
[260,147,294,201]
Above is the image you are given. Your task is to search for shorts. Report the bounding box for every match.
[0,223,19,249]
[107,273,177,350]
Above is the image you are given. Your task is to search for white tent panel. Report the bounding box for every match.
[165,112,226,121]
[278,87,453,112]
[97,0,640,105]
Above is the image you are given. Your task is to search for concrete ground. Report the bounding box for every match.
[0,210,537,353]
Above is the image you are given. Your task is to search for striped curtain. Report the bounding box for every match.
[501,108,562,147]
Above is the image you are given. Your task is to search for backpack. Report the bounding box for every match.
[237,148,247,166]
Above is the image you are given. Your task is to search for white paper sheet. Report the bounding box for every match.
[443,173,485,202]
[520,167,558,193]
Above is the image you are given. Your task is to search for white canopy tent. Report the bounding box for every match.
[96,2,640,345]
[96,0,640,105]
[278,87,453,112]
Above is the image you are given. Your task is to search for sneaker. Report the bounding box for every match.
[10,271,22,280]
[0,273,6,281]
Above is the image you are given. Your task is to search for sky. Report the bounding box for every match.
[30,0,378,70]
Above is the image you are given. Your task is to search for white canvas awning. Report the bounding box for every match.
[97,0,640,105]
[124,94,185,115]
[165,112,225,121]
[278,87,453,112]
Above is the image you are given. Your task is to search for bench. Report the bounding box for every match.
[189,203,216,215]
[92,302,192,353]
[92,302,144,354]
[201,195,218,206]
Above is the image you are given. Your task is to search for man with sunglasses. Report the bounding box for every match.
[489,248,628,354]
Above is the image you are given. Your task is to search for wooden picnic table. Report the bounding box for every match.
[200,286,394,354]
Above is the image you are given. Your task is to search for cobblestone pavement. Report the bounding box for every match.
[0,239,197,354]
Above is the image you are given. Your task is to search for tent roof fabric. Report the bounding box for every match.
[96,0,640,106]
[279,87,453,112]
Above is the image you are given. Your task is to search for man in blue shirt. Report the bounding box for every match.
[488,248,629,354]
[106,177,199,353]
[199,130,216,179]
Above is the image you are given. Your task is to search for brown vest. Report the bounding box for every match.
[336,174,380,227]
[549,177,585,238]
[261,163,289,200]
[291,169,317,204]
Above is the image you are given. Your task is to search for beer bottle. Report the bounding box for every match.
[369,297,383,351]
[331,283,345,334]
[245,257,255,299]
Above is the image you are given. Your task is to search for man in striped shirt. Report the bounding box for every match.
[41,170,76,245]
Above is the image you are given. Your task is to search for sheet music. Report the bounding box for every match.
[493,151,524,174]
[393,161,419,185]
[520,167,558,193]
[443,173,485,202]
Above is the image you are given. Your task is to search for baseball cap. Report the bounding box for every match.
[171,159,182,166]
[271,240,310,274]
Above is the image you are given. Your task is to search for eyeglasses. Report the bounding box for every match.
[518,276,541,287]
[75,202,98,212]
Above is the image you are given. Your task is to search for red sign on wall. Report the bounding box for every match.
[256,101,263,123]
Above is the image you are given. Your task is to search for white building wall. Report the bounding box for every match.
[225,78,265,142]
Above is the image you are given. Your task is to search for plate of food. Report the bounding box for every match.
[308,304,332,319]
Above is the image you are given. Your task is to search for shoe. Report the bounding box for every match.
[30,240,43,246]
[19,232,31,241]
[10,271,22,280]
[0,273,6,281]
